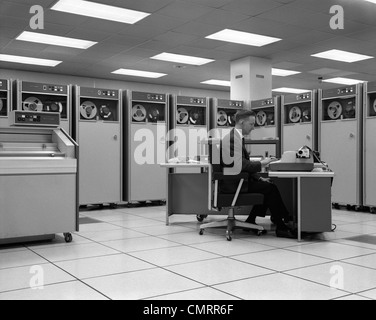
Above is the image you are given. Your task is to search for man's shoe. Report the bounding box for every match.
[275,227,297,239]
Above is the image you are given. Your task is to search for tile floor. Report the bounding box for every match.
[1,205,376,300]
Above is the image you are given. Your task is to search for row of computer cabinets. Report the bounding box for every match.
[0,79,375,212]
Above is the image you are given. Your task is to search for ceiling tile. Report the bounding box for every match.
[172,22,221,37]
[156,0,214,22]
[221,0,283,16]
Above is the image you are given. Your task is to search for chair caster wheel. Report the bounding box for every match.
[196,215,207,222]
[64,233,72,243]
[257,230,264,236]
[226,235,232,241]
[199,229,204,235]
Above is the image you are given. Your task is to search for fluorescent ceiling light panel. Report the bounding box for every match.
[272,87,310,94]
[16,31,97,49]
[364,0,376,4]
[201,80,231,87]
[311,49,373,63]
[51,0,150,24]
[0,54,62,67]
[272,68,301,77]
[151,53,214,66]
[206,29,281,47]
[322,77,365,85]
[112,68,167,78]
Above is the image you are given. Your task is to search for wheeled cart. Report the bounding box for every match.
[0,118,78,245]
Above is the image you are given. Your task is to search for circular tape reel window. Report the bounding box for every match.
[289,106,302,123]
[80,101,98,120]
[327,101,342,120]
[100,105,112,120]
[177,107,189,124]
[189,110,200,124]
[256,110,267,126]
[23,97,43,112]
[0,99,3,112]
[373,99,376,113]
[49,102,63,113]
[217,110,228,126]
[132,104,146,122]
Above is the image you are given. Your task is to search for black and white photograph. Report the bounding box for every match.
[1,0,376,303]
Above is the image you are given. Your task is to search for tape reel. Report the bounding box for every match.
[132,104,146,122]
[267,113,275,125]
[327,101,342,120]
[177,107,189,124]
[228,113,235,126]
[148,108,160,122]
[256,110,267,126]
[80,101,97,120]
[373,99,376,113]
[23,97,43,112]
[289,106,302,123]
[302,109,311,122]
[100,105,112,120]
[344,101,355,118]
[189,110,200,124]
[217,110,228,126]
[0,99,3,112]
[47,102,63,113]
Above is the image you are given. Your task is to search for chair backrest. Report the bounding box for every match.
[208,138,222,173]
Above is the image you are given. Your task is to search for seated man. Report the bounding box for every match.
[221,109,295,239]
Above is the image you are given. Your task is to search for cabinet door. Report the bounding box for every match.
[79,122,121,204]
[321,121,358,205]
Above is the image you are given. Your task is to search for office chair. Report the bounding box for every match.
[199,139,265,241]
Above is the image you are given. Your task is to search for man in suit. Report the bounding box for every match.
[221,109,295,239]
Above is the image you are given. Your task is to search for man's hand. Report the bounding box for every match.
[259,176,273,183]
[260,157,277,167]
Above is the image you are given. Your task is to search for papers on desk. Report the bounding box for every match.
[168,157,201,164]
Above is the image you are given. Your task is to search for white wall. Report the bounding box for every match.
[0,69,230,99]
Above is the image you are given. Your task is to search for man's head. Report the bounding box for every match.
[234,110,256,136]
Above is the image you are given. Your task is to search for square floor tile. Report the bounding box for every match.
[342,253,376,270]
[232,249,331,272]
[166,257,273,285]
[213,273,346,300]
[0,263,74,292]
[158,232,225,245]
[337,223,376,234]
[84,268,203,300]
[334,294,372,300]
[287,242,376,260]
[132,224,195,236]
[109,218,163,228]
[78,228,146,242]
[31,243,119,262]
[102,236,180,253]
[146,287,240,300]
[190,239,275,257]
[286,261,376,294]
[129,246,220,267]
[77,222,123,233]
[55,253,154,279]
[0,250,47,269]
[0,281,108,300]
[359,288,376,300]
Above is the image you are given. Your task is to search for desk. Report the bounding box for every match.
[161,162,252,225]
[268,171,335,241]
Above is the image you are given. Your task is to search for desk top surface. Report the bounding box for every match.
[268,171,335,178]
[160,162,210,168]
